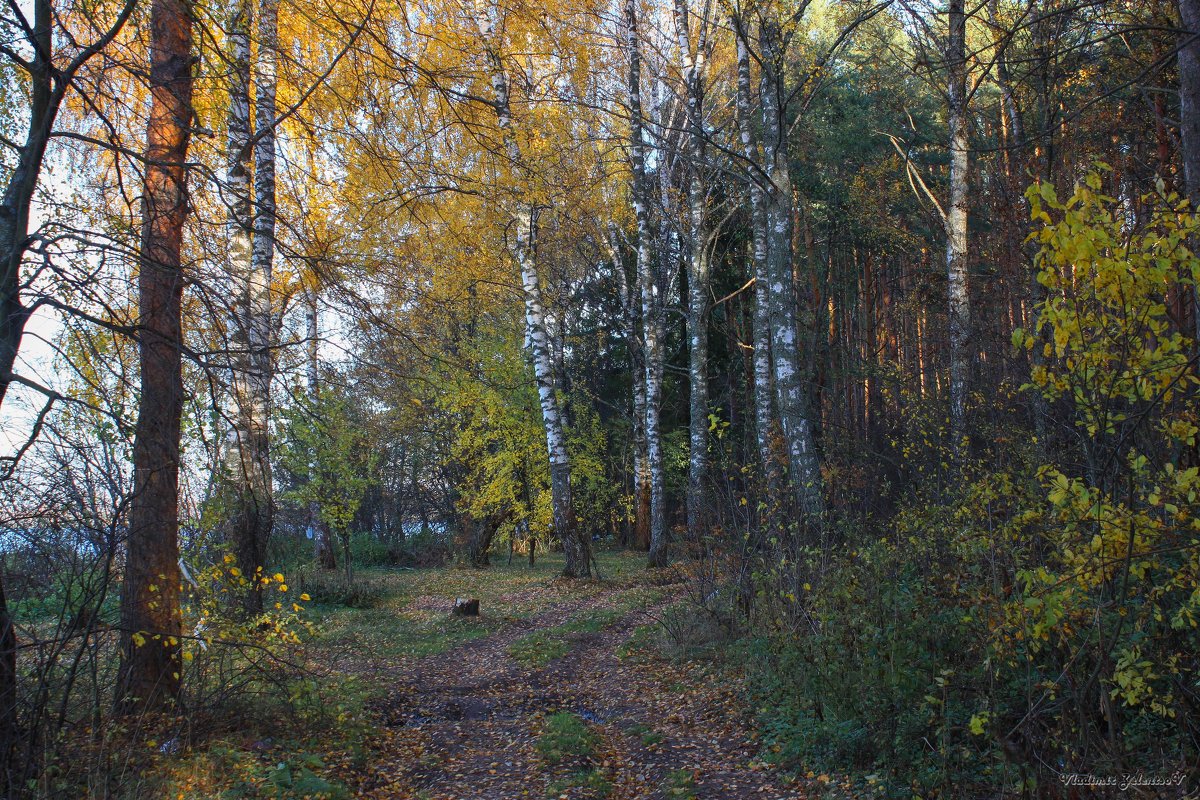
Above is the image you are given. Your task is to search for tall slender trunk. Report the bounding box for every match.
[1178,0,1200,342]
[674,0,711,541]
[116,0,194,712]
[988,0,1047,444]
[305,286,336,569]
[607,224,649,550]
[477,4,590,577]
[236,0,279,595]
[625,0,665,563]
[759,16,824,523]
[946,0,971,456]
[225,0,265,613]
[735,23,781,516]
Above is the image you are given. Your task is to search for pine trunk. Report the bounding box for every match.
[116,0,193,712]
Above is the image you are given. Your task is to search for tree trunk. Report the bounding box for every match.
[625,0,667,567]
[116,0,194,713]
[1178,0,1200,341]
[304,287,336,569]
[607,224,649,550]
[675,0,711,542]
[0,0,54,412]
[225,0,267,614]
[477,4,590,577]
[735,22,781,519]
[760,16,824,524]
[946,0,971,456]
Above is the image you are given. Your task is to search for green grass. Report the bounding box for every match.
[537,712,601,765]
[664,768,699,799]
[509,585,664,667]
[547,768,613,798]
[626,722,664,747]
[307,553,642,663]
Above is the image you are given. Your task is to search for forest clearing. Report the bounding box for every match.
[2,0,1200,796]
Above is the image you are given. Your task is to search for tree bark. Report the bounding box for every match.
[624,0,667,567]
[759,15,824,524]
[477,3,590,577]
[674,0,712,542]
[946,0,971,456]
[224,0,267,614]
[734,20,782,518]
[1178,0,1200,341]
[116,0,194,713]
[304,286,336,569]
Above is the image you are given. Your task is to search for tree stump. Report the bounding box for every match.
[452,598,479,616]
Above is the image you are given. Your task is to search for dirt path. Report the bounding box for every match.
[349,582,805,799]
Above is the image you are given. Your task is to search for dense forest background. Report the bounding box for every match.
[0,0,1198,795]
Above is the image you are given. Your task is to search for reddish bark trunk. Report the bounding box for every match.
[116,0,193,713]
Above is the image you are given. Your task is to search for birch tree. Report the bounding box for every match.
[474,2,591,577]
[116,0,194,711]
[624,0,667,561]
[674,0,714,541]
[945,0,971,454]
[732,13,781,515]
[758,8,824,521]
[223,0,267,612]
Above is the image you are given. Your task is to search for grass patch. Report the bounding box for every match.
[547,768,613,798]
[509,586,664,667]
[537,712,600,765]
[625,722,663,747]
[663,768,699,799]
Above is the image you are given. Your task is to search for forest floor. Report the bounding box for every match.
[150,550,847,799]
[340,560,802,799]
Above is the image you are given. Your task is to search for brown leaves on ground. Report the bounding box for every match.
[320,558,808,799]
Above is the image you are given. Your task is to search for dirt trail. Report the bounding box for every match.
[351,583,804,799]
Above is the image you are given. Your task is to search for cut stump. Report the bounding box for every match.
[452,598,480,616]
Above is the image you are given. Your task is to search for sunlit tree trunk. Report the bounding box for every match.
[478,4,590,577]
[759,16,824,523]
[674,0,711,542]
[224,0,266,613]
[116,0,194,712]
[946,0,971,455]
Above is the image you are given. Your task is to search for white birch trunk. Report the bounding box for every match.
[735,25,781,511]
[760,16,824,522]
[674,0,711,541]
[946,0,971,456]
[625,0,668,566]
[477,3,590,577]
[225,0,267,610]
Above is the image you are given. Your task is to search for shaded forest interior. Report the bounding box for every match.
[0,0,1199,796]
